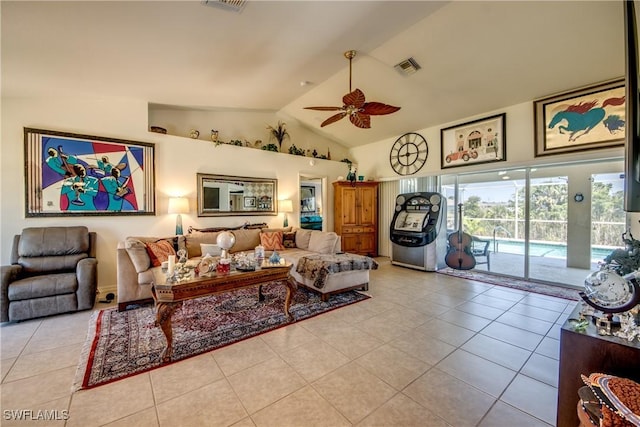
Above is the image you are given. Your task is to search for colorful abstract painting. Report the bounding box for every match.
[25,128,155,216]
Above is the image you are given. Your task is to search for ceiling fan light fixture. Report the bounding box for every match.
[394,57,421,76]
[304,49,401,129]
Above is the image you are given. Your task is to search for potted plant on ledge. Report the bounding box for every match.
[266,121,289,152]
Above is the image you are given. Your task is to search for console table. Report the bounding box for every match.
[557,303,640,427]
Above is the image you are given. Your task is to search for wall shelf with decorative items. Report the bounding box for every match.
[148,103,350,162]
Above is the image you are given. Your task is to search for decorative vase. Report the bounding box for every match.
[189,129,200,139]
[255,245,265,264]
[211,130,219,143]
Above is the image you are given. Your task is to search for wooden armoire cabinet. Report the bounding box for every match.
[333,181,379,256]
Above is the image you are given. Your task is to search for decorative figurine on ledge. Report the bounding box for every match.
[346,163,357,185]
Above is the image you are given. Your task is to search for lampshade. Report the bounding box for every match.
[168,197,189,214]
[278,199,293,213]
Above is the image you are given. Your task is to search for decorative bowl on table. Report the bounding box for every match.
[234,252,257,271]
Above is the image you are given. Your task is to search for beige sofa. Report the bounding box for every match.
[116,227,372,310]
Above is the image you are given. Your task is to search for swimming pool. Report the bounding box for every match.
[490,239,618,263]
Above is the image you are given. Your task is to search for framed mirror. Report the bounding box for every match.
[197,173,278,217]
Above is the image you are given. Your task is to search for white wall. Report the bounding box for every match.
[349,99,628,272]
[350,101,624,181]
[1,95,347,293]
[149,106,349,161]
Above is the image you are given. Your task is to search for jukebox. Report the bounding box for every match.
[390,192,447,271]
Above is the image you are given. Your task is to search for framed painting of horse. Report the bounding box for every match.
[534,79,625,157]
[24,128,156,217]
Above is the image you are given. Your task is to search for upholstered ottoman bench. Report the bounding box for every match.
[291,253,377,301]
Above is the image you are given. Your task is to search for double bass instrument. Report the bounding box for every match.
[445,203,476,270]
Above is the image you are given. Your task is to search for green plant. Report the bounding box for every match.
[261,143,279,152]
[267,121,289,151]
[288,144,305,156]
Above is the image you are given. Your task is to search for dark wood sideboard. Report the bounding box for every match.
[557,303,640,427]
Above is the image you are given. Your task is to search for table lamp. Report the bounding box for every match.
[168,197,189,235]
[279,199,293,227]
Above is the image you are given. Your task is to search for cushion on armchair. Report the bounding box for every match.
[18,227,90,257]
[17,227,91,273]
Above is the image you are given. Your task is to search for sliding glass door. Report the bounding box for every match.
[442,170,527,277]
[440,159,624,288]
[528,167,570,284]
[591,171,626,262]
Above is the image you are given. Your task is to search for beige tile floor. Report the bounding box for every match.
[0,258,575,427]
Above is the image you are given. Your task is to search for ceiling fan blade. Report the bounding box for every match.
[361,102,401,116]
[349,112,371,129]
[304,106,343,111]
[343,89,366,108]
[321,112,347,127]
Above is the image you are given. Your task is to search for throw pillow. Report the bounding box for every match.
[283,231,297,248]
[145,240,176,267]
[295,228,313,249]
[185,231,220,258]
[231,229,262,252]
[260,231,285,251]
[308,231,339,254]
[125,238,151,273]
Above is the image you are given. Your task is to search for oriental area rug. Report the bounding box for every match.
[438,268,581,301]
[74,283,369,391]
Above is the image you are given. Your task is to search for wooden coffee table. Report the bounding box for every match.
[152,265,296,362]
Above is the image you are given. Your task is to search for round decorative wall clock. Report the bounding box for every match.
[389,132,428,175]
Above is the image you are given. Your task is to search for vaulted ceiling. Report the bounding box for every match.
[2,1,625,149]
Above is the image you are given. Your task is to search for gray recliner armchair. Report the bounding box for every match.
[1,226,98,322]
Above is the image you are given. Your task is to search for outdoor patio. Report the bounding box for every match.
[473,251,599,289]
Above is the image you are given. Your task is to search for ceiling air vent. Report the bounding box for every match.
[394,57,421,76]
[201,0,247,13]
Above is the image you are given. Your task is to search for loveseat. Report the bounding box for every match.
[116,226,373,310]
